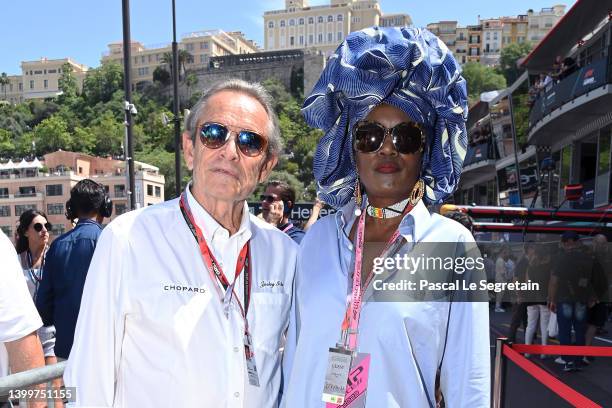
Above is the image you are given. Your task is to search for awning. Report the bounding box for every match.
[521,0,612,72]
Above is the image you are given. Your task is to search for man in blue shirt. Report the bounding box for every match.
[36,179,113,360]
[260,180,305,244]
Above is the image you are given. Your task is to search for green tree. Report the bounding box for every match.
[499,42,533,84]
[71,126,97,153]
[462,62,507,101]
[58,62,78,101]
[184,73,198,102]
[82,63,124,105]
[0,72,9,100]
[135,147,190,199]
[0,129,15,157]
[31,116,72,154]
[153,66,171,86]
[161,50,193,81]
[90,112,125,156]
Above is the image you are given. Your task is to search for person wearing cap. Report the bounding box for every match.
[548,231,604,372]
[64,79,297,407]
[282,27,489,407]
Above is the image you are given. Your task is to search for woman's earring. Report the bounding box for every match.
[354,178,362,216]
[409,179,424,206]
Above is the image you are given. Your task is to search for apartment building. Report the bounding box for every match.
[527,5,566,44]
[0,151,165,244]
[101,29,259,87]
[467,24,483,63]
[263,0,412,55]
[426,21,469,64]
[0,58,88,104]
[481,18,503,66]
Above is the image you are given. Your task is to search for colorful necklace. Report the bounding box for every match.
[366,197,410,219]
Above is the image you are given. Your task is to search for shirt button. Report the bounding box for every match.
[347,243,354,250]
[234,392,240,398]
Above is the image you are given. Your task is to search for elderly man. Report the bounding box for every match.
[65,79,297,407]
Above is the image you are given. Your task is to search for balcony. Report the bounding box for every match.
[528,50,612,146]
[0,192,44,202]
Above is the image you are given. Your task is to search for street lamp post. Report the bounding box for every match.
[122,0,137,210]
[172,0,182,198]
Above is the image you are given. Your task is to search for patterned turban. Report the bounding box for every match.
[302,26,468,207]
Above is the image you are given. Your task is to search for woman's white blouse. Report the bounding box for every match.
[282,200,490,407]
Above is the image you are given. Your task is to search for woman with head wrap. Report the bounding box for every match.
[281,27,490,407]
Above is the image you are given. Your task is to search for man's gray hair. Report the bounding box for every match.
[185,79,282,157]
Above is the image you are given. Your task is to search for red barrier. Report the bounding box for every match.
[512,344,612,357]
[502,345,602,408]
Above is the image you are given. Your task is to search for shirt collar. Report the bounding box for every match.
[76,218,102,228]
[185,184,252,243]
[335,196,432,243]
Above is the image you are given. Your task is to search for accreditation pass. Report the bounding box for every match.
[322,346,353,405]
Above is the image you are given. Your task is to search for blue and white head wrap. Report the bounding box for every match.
[302,26,468,207]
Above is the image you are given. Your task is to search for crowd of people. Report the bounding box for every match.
[528,55,579,108]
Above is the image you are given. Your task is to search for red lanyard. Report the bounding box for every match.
[341,203,413,351]
[179,193,252,320]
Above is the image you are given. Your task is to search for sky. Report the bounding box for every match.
[0,0,577,74]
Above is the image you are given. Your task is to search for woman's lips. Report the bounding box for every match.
[375,163,400,173]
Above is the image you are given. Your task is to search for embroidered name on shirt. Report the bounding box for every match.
[259,280,284,289]
[163,284,207,294]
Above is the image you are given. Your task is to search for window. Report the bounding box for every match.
[114,184,126,198]
[318,33,323,43]
[155,186,161,197]
[337,14,343,21]
[0,205,10,217]
[50,224,65,236]
[280,20,286,27]
[147,184,153,196]
[0,188,7,198]
[299,35,304,45]
[327,33,333,42]
[308,17,314,24]
[299,18,304,25]
[318,16,324,23]
[309,34,314,44]
[268,21,274,28]
[29,80,34,89]
[19,83,22,91]
[290,36,295,46]
[493,32,498,40]
[200,54,207,63]
[15,204,37,216]
[48,69,57,73]
[141,56,145,63]
[486,32,490,40]
[46,184,63,196]
[47,203,64,215]
[34,70,42,75]
[337,32,343,41]
[289,19,295,26]
[115,203,127,215]
[328,15,333,22]
[18,186,35,197]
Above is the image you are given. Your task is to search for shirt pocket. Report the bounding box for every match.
[250,292,290,354]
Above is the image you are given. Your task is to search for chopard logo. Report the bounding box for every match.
[259,280,284,289]
[163,284,207,294]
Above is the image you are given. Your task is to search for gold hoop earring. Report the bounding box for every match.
[409,179,424,206]
[354,178,363,216]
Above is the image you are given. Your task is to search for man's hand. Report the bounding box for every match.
[263,200,284,226]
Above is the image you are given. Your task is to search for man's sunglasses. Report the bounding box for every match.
[353,120,425,154]
[260,194,278,203]
[33,222,52,232]
[199,122,267,157]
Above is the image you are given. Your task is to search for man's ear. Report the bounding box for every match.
[258,154,278,184]
[183,131,195,171]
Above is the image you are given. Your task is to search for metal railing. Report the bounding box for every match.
[0,362,66,398]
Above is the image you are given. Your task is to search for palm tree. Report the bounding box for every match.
[160,50,193,81]
[0,72,9,100]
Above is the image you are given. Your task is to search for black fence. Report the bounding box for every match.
[528,49,612,130]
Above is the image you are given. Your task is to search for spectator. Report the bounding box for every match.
[525,245,552,357]
[35,179,112,361]
[0,229,46,408]
[495,246,511,312]
[508,243,534,343]
[584,234,610,363]
[548,231,604,371]
[15,209,63,403]
[260,180,305,243]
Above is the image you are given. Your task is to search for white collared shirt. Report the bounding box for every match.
[65,187,297,407]
[282,200,490,407]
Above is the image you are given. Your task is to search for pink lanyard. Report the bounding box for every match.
[340,208,409,351]
[281,223,294,233]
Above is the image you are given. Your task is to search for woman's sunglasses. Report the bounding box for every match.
[199,122,268,157]
[33,222,52,232]
[353,120,424,155]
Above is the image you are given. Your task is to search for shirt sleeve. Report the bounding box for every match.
[64,225,131,407]
[36,243,56,326]
[280,248,301,405]
[0,231,42,343]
